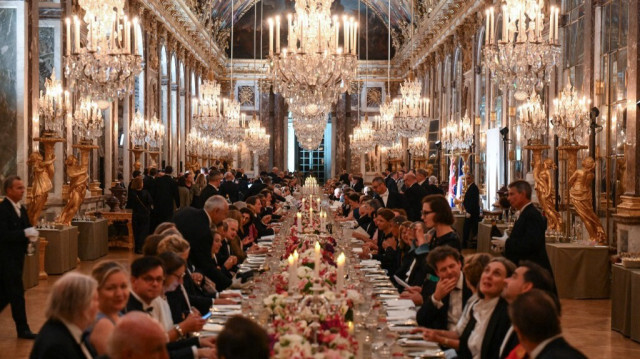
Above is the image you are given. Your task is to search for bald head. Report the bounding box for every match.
[107,312,168,359]
[404,173,417,186]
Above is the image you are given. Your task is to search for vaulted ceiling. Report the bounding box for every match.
[214,0,412,60]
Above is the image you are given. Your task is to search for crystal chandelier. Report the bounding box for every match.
[483,1,560,101]
[146,114,165,150]
[393,77,431,137]
[289,102,329,150]
[408,135,429,157]
[193,79,225,134]
[130,111,147,147]
[373,101,398,148]
[385,141,404,159]
[518,91,548,143]
[186,129,205,156]
[349,116,376,155]
[64,0,142,107]
[550,84,591,145]
[73,97,104,143]
[38,73,72,137]
[245,114,270,154]
[268,0,358,111]
[443,111,474,152]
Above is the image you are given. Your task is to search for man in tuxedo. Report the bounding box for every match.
[425,175,445,195]
[0,176,38,339]
[495,180,552,273]
[339,170,350,185]
[414,246,472,329]
[510,290,586,359]
[245,174,268,198]
[219,172,240,203]
[402,173,428,221]
[384,171,399,193]
[371,176,406,211]
[151,166,180,230]
[462,174,480,248]
[143,168,157,197]
[499,261,558,359]
[173,195,231,291]
[416,168,429,190]
[193,171,222,209]
[351,175,364,193]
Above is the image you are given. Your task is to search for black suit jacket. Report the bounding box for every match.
[339,173,350,184]
[379,191,407,211]
[352,180,364,193]
[425,183,445,196]
[245,181,267,198]
[417,275,473,329]
[480,297,512,359]
[172,207,232,291]
[505,204,552,272]
[385,176,399,193]
[194,184,220,209]
[0,199,31,271]
[462,183,480,219]
[29,319,86,359]
[219,181,240,203]
[153,175,179,218]
[537,337,587,359]
[404,183,428,221]
[499,327,520,359]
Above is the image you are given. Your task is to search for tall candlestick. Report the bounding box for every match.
[351,21,357,55]
[554,7,559,43]
[65,18,71,56]
[334,16,339,51]
[314,241,321,278]
[549,8,553,43]
[74,16,80,52]
[268,18,274,56]
[336,252,345,292]
[287,14,293,46]
[343,18,349,54]
[288,255,297,293]
[485,10,490,45]
[297,212,302,233]
[275,16,281,53]
[132,18,138,54]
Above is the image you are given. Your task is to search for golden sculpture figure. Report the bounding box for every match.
[569,157,607,244]
[57,155,89,225]
[27,152,56,225]
[616,156,626,205]
[535,158,563,232]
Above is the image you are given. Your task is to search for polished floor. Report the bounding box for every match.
[1,249,640,358]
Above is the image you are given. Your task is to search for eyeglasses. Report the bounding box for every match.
[140,275,165,284]
[421,210,435,216]
[170,272,186,280]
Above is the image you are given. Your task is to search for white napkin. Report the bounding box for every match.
[212,304,241,311]
[203,323,223,333]
[384,299,415,309]
[386,309,416,320]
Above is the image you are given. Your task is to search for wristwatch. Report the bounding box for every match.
[174,324,185,339]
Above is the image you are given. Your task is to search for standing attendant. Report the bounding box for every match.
[403,172,428,221]
[126,177,153,254]
[462,174,480,249]
[151,166,180,231]
[0,176,38,339]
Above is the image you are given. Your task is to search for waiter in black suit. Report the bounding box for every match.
[151,166,180,230]
[462,174,480,248]
[194,171,222,208]
[371,176,406,211]
[173,195,231,291]
[0,176,38,339]
[494,180,552,273]
[402,173,428,221]
[384,171,399,193]
[219,172,240,203]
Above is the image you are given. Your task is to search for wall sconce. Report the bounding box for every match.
[595,80,605,96]
[475,116,482,126]
[509,106,516,118]
[490,111,497,123]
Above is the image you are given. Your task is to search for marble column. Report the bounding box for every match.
[614,0,640,251]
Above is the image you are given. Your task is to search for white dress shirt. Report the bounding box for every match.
[153,296,175,332]
[454,293,479,336]
[6,197,22,217]
[467,296,500,359]
[60,319,93,359]
[380,190,390,206]
[430,274,465,331]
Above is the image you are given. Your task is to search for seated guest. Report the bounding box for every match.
[244,198,274,238]
[217,316,270,359]
[362,209,399,275]
[415,246,472,328]
[221,217,246,262]
[172,195,232,291]
[499,261,558,359]
[125,256,215,359]
[421,195,461,251]
[86,261,130,356]
[352,199,381,241]
[143,234,165,256]
[411,253,491,353]
[395,221,430,289]
[154,222,178,235]
[212,232,236,279]
[509,290,586,359]
[239,207,259,249]
[107,311,169,359]
[30,273,99,359]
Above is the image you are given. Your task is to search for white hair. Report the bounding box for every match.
[45,272,97,323]
[204,195,228,212]
[429,176,438,185]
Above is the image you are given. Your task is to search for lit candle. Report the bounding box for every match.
[314,241,321,278]
[275,16,281,54]
[343,17,349,54]
[288,255,297,293]
[74,16,80,52]
[65,18,71,56]
[336,252,345,292]
[554,7,559,43]
[287,14,293,45]
[347,321,354,335]
[316,197,321,210]
[297,212,302,233]
[485,10,490,45]
[334,16,339,51]
[352,21,358,55]
[133,18,139,55]
[124,17,130,54]
[268,18,274,56]
[549,8,553,43]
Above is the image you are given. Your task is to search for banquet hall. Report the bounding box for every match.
[2,0,640,358]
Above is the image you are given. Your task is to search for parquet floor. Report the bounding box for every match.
[1,249,639,358]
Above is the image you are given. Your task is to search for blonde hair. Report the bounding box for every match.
[46,272,97,323]
[157,234,191,254]
[91,261,128,288]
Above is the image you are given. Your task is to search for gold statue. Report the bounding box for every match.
[27,152,56,225]
[57,155,89,225]
[535,158,563,232]
[569,157,606,244]
[615,156,626,205]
